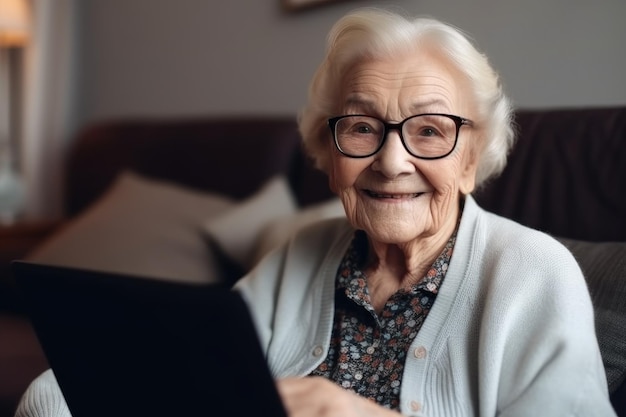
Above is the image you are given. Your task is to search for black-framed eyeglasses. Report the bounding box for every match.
[328,113,473,160]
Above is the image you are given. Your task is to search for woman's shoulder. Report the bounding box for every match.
[468,197,575,265]
[235,216,352,301]
[462,197,592,316]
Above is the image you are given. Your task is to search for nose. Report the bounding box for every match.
[371,130,417,178]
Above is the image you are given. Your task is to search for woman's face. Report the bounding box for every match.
[328,46,480,245]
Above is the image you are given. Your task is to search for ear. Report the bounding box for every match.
[326,154,339,195]
[459,141,480,195]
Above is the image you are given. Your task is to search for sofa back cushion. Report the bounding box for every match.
[65,117,303,216]
[474,106,626,242]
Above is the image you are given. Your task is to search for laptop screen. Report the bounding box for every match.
[13,261,287,417]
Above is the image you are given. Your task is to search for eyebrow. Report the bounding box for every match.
[343,96,377,114]
[408,99,452,114]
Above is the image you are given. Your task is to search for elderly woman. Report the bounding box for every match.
[17,8,614,417]
[237,8,615,417]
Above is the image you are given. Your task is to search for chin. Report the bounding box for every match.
[361,221,429,245]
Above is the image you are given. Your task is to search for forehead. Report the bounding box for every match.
[339,47,471,116]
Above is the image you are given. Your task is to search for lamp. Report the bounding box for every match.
[0,0,30,47]
[0,0,30,223]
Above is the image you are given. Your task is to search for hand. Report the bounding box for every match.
[276,376,402,417]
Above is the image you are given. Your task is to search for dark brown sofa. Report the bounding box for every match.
[0,106,624,416]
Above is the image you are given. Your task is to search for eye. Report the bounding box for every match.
[354,123,375,135]
[340,117,381,136]
[410,125,444,139]
[419,127,440,137]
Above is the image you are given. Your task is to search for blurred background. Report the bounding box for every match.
[2,0,626,221]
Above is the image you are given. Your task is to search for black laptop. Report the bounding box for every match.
[12,261,288,417]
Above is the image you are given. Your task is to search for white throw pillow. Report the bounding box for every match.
[203,176,297,270]
[28,171,234,284]
[251,197,345,265]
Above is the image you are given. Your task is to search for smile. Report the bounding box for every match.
[365,190,423,199]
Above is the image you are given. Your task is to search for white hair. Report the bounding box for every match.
[298,8,515,188]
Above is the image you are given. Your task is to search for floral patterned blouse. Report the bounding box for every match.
[310,228,458,410]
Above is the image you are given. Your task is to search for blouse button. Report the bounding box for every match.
[414,346,427,359]
[312,345,324,357]
[410,400,422,412]
[366,346,375,354]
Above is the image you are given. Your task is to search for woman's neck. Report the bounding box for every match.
[363,214,459,313]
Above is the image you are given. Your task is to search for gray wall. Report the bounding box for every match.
[74,0,626,129]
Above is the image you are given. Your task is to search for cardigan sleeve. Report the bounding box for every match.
[15,369,71,417]
[483,232,616,416]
